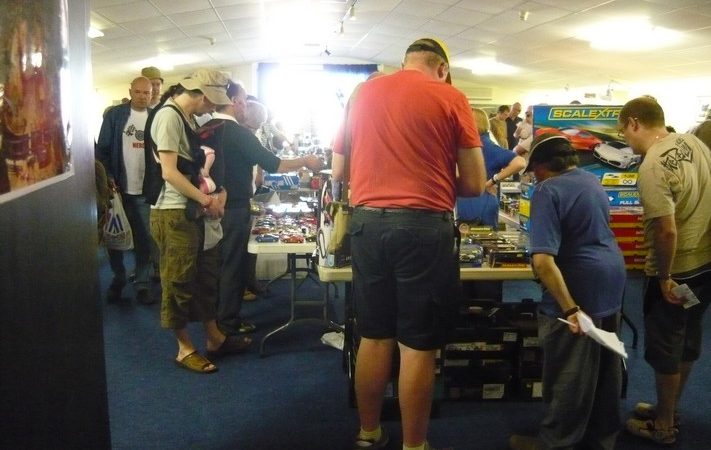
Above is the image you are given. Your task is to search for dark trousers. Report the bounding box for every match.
[217,206,251,334]
[538,313,622,450]
[108,193,151,292]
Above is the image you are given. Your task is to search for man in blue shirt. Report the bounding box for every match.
[509,134,626,450]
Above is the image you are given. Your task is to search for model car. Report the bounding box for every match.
[535,127,602,151]
[251,225,273,235]
[255,233,280,243]
[593,141,641,169]
[280,234,305,244]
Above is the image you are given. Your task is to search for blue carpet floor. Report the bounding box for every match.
[100,251,711,450]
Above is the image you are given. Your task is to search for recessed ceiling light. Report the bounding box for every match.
[576,17,682,52]
[88,26,104,39]
[462,58,519,76]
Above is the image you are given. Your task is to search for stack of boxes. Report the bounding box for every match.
[601,172,646,270]
[610,207,646,270]
[442,299,543,401]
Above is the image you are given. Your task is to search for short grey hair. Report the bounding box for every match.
[245,100,268,128]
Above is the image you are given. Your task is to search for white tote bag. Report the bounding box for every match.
[103,190,134,251]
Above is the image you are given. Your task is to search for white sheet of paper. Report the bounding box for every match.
[672,283,701,309]
[574,312,628,359]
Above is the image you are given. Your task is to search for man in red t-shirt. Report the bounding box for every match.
[333,38,485,450]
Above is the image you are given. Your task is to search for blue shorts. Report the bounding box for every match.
[348,207,459,350]
[643,271,711,374]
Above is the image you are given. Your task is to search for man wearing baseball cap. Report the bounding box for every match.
[141,66,163,108]
[332,38,485,450]
[509,134,625,450]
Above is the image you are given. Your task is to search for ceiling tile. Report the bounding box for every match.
[151,0,214,14]
[167,10,220,26]
[94,1,161,23]
[120,15,175,33]
[420,19,470,37]
[392,0,450,19]
[454,0,527,15]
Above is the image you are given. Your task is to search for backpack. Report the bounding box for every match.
[142,104,222,205]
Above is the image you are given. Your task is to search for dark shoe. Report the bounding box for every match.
[509,434,543,450]
[243,289,258,301]
[353,425,388,449]
[238,321,257,334]
[136,289,155,305]
[626,417,677,446]
[206,335,252,359]
[107,280,125,303]
[174,351,218,374]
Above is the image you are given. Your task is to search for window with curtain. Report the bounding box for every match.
[257,63,376,150]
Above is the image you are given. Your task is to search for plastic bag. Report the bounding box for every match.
[103,190,134,250]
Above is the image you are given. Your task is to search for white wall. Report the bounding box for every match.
[93,64,711,137]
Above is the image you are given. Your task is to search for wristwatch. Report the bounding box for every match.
[491,173,499,185]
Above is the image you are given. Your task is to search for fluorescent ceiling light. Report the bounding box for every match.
[576,17,682,52]
[88,26,104,39]
[463,58,519,76]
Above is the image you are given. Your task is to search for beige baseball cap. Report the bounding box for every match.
[141,66,163,82]
[179,68,231,105]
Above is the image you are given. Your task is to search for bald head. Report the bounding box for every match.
[129,76,152,111]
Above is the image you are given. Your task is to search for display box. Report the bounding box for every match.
[443,358,513,380]
[517,378,543,400]
[606,188,640,206]
[446,327,519,358]
[444,379,510,401]
[263,173,300,190]
[609,207,644,225]
[518,198,530,218]
[617,240,646,252]
[613,227,644,238]
[488,250,530,268]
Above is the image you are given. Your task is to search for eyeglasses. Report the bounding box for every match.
[617,117,638,138]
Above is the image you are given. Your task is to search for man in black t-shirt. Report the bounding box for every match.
[211,81,323,338]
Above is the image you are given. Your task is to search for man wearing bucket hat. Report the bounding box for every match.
[509,134,625,450]
[141,66,163,108]
[148,68,252,374]
[332,37,485,450]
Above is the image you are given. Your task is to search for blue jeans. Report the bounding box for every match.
[108,194,151,292]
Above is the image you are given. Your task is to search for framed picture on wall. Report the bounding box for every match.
[0,0,73,204]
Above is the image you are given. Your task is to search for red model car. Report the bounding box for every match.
[535,127,603,151]
[280,234,305,244]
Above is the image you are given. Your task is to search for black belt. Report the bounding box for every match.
[355,205,452,221]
